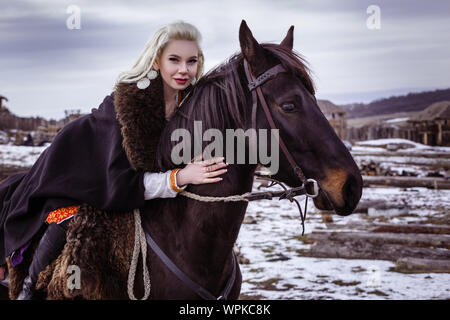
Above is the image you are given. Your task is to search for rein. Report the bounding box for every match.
[144,229,237,300]
[179,173,318,236]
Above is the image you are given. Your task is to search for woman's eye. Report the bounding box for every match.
[169,57,178,62]
[188,59,197,64]
[281,103,296,112]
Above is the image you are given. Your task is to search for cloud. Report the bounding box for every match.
[0,0,449,118]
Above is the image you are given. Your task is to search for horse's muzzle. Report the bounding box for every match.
[313,173,362,216]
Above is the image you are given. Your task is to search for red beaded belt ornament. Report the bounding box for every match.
[46,205,79,224]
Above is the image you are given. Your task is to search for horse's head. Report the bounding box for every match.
[239,21,362,216]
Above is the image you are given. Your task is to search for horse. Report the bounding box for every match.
[2,20,362,300]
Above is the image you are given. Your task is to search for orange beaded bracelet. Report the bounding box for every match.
[170,168,185,193]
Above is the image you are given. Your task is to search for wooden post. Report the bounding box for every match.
[362,175,450,189]
[394,258,450,273]
[423,131,428,145]
[437,121,442,145]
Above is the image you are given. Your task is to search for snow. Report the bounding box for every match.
[384,118,410,123]
[0,144,48,168]
[1,141,449,300]
[240,256,449,300]
[355,155,444,165]
[350,138,450,178]
[354,138,450,154]
[236,140,450,300]
[237,184,450,300]
[355,138,430,149]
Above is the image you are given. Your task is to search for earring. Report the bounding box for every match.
[136,69,159,89]
[147,70,158,79]
[191,76,197,85]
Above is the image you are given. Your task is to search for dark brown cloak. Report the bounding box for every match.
[0,75,178,265]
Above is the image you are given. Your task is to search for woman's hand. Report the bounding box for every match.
[176,156,228,186]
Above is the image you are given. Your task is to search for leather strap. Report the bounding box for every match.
[247,64,286,91]
[255,85,307,182]
[243,59,258,130]
[144,230,237,300]
[243,59,307,183]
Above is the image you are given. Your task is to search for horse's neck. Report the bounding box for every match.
[144,164,254,271]
[186,164,255,245]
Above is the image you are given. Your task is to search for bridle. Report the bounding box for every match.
[243,59,319,200]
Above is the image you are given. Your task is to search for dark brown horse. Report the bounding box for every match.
[2,21,362,299]
[132,20,361,299]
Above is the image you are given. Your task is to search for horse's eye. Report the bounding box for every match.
[281,103,296,113]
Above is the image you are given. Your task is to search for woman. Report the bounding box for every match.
[0,21,227,299]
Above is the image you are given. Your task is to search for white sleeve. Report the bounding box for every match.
[143,170,186,200]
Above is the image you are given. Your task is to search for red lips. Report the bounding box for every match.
[174,78,188,85]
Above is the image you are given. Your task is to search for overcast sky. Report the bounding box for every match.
[1,0,449,119]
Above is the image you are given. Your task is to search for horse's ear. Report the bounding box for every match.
[280,25,294,51]
[239,20,270,75]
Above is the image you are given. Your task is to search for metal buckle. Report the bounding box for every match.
[305,179,319,198]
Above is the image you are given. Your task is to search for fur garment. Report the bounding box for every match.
[114,76,166,172]
[7,76,188,299]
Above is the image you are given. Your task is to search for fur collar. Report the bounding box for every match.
[114,76,166,172]
[113,76,192,172]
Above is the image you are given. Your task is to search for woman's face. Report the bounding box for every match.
[154,39,199,92]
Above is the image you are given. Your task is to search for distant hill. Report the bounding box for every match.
[340,88,450,119]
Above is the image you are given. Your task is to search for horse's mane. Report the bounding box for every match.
[157,43,315,170]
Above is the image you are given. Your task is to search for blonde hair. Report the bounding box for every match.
[116,21,204,85]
